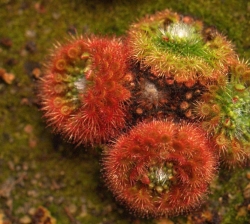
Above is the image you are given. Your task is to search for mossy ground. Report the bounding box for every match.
[0,0,249,223]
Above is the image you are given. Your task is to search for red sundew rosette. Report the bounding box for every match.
[39,36,131,145]
[102,120,217,217]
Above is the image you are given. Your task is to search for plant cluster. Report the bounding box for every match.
[39,9,250,218]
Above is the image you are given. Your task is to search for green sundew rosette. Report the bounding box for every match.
[212,82,250,142]
[197,61,250,166]
[127,9,236,83]
[211,62,250,143]
[213,82,250,166]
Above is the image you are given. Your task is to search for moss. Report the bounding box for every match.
[0,0,249,223]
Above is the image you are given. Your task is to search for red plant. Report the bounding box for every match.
[39,36,131,145]
[102,120,217,217]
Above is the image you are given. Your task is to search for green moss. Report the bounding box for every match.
[212,168,250,224]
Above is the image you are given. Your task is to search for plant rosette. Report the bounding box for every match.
[127,9,236,84]
[128,62,208,123]
[102,120,217,217]
[194,60,250,167]
[39,36,131,145]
